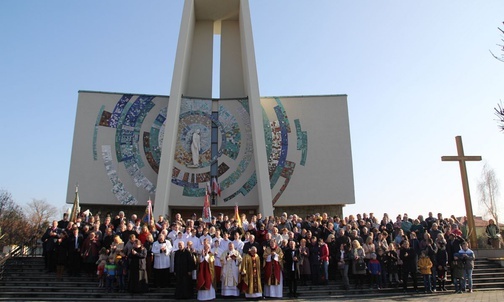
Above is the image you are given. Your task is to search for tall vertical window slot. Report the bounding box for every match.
[210,21,221,205]
[211,111,219,205]
[212,21,221,99]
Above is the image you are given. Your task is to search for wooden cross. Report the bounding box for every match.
[441,136,481,248]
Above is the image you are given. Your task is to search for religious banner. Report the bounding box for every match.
[69,185,80,223]
[202,194,212,224]
[234,204,242,227]
[142,199,153,225]
[212,177,221,197]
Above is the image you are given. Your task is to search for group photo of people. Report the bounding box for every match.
[40,209,495,300]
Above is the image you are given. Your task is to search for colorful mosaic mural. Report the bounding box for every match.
[93,94,307,205]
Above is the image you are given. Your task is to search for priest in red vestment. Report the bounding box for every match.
[263,240,284,298]
[197,243,216,301]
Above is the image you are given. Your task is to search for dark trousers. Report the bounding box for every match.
[310,263,320,285]
[402,267,418,290]
[45,250,56,272]
[154,268,170,288]
[286,269,298,295]
[106,275,116,292]
[67,250,81,276]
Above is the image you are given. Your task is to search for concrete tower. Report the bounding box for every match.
[153,0,273,218]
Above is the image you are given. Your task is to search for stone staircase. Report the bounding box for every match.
[0,256,503,301]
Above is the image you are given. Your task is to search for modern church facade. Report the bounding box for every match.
[67,0,355,219]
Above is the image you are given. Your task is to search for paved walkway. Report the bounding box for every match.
[289,290,504,302]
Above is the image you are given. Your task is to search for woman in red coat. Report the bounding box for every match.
[81,232,101,277]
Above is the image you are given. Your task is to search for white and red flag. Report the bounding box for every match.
[212,177,221,197]
[202,193,212,223]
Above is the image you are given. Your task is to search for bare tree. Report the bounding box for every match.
[0,189,14,218]
[477,163,500,224]
[26,199,57,238]
[490,21,504,62]
[494,101,504,131]
[0,190,32,246]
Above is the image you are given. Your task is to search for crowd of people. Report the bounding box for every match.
[40,210,497,299]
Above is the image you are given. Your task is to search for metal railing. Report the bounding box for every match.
[0,237,40,280]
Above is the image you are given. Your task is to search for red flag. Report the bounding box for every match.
[212,177,221,197]
[206,181,212,196]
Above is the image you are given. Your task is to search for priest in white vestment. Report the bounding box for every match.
[220,242,242,296]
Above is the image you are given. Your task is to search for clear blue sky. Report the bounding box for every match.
[2,0,504,220]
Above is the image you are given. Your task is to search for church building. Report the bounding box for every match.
[67,0,355,220]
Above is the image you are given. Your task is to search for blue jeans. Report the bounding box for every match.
[339,264,350,289]
[322,260,329,282]
[118,275,125,291]
[454,277,464,292]
[464,268,473,290]
[422,275,431,292]
[430,266,436,290]
[106,275,116,291]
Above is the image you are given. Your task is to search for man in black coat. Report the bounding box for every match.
[41,220,62,272]
[174,241,196,299]
[57,213,69,229]
[128,239,148,293]
[66,226,84,276]
[284,240,300,297]
[243,234,262,256]
[335,228,351,251]
[399,240,418,292]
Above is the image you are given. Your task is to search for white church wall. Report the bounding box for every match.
[67,91,168,206]
[67,92,354,210]
[260,95,355,207]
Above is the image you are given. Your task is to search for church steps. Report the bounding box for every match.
[1,255,503,301]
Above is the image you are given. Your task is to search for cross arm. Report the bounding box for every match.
[441,156,482,162]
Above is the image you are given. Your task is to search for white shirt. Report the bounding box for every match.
[152,240,172,269]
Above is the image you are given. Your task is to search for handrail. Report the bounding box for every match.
[0,236,40,280]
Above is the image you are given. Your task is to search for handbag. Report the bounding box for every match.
[356,261,366,271]
[338,261,345,270]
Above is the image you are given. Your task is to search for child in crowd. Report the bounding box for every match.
[116,254,127,293]
[385,243,400,287]
[96,247,108,287]
[368,253,382,289]
[97,247,109,263]
[104,257,117,293]
[376,248,388,288]
[435,241,448,291]
[418,250,433,293]
[96,260,106,287]
[452,253,465,294]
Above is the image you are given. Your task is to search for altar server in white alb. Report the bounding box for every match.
[152,233,172,288]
